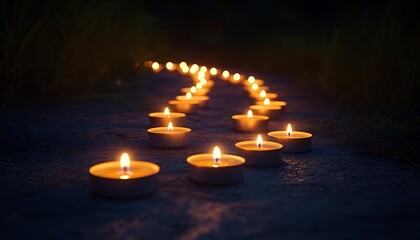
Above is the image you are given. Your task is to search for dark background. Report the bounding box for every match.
[1,0,419,109]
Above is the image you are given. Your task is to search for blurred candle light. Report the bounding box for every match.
[166,62,174,71]
[233,73,240,81]
[222,70,230,79]
[210,67,217,75]
[248,76,256,84]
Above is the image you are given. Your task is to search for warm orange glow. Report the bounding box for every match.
[200,66,207,72]
[264,98,270,105]
[182,66,189,73]
[210,67,217,75]
[186,92,192,100]
[256,134,263,149]
[213,146,221,165]
[248,76,255,84]
[196,82,203,89]
[192,64,198,69]
[166,62,174,70]
[251,83,259,90]
[233,73,240,81]
[198,72,206,80]
[200,79,207,86]
[152,62,159,70]
[260,90,267,98]
[164,107,170,117]
[179,62,187,68]
[222,70,229,78]
[120,153,131,173]
[190,68,197,74]
[247,110,253,119]
[168,121,173,132]
[190,86,197,93]
[287,123,292,136]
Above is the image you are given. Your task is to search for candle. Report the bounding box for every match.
[168,99,200,113]
[181,86,209,96]
[148,122,191,148]
[221,70,230,80]
[176,92,209,107]
[244,84,269,93]
[242,76,264,86]
[250,90,278,100]
[268,124,312,153]
[149,107,186,127]
[210,67,218,76]
[255,98,287,112]
[231,73,242,84]
[165,62,175,71]
[89,153,160,198]
[235,134,283,166]
[186,146,245,185]
[151,62,161,73]
[232,110,269,132]
[249,104,282,119]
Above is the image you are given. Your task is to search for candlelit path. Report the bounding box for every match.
[1,71,419,239]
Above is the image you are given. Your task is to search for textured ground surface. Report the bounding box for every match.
[1,70,419,240]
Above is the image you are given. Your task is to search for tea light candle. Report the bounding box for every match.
[148,122,191,148]
[249,104,282,119]
[242,76,264,86]
[250,90,278,100]
[244,84,269,93]
[268,124,312,153]
[235,134,283,166]
[187,146,245,185]
[168,99,200,113]
[181,86,209,96]
[149,107,186,127]
[221,70,230,80]
[165,62,175,71]
[232,110,269,132]
[255,98,287,112]
[230,73,242,84]
[89,153,160,198]
[176,92,209,107]
[151,62,162,73]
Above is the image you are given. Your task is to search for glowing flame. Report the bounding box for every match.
[179,62,187,68]
[201,79,207,86]
[196,83,203,89]
[186,92,192,100]
[233,73,240,81]
[287,123,292,136]
[120,153,131,173]
[248,76,255,84]
[264,98,270,105]
[190,68,197,74]
[247,110,253,119]
[198,72,206,80]
[152,62,159,70]
[213,146,221,165]
[190,86,197,93]
[192,64,198,70]
[260,90,267,98]
[251,83,259,91]
[256,134,263,149]
[182,66,189,73]
[164,107,170,117]
[200,66,207,72]
[168,121,173,132]
[166,62,173,70]
[222,70,229,78]
[210,67,217,75]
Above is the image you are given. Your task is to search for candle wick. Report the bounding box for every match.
[216,158,219,163]
[122,166,128,173]
[258,143,261,149]
[288,132,291,137]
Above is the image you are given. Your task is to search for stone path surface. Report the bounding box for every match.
[1,70,419,239]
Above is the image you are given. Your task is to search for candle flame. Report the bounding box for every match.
[166,62,173,70]
[182,66,189,73]
[210,67,217,75]
[213,146,221,165]
[168,121,173,132]
[164,107,170,117]
[152,62,159,70]
[200,66,207,72]
[190,86,197,93]
[287,123,292,136]
[247,110,253,119]
[198,72,206,80]
[222,70,229,78]
[196,83,203,89]
[201,79,207,86]
[186,92,192,100]
[257,134,263,149]
[248,76,255,84]
[179,61,187,68]
[264,98,270,105]
[120,153,131,173]
[251,83,259,91]
[233,73,240,81]
[260,90,267,98]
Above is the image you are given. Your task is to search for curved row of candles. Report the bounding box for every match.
[89,61,313,198]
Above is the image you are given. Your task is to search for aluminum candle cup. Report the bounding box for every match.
[268,125,312,153]
[249,104,283,119]
[89,153,159,198]
[231,110,269,132]
[149,111,186,127]
[255,100,287,112]
[235,139,283,166]
[147,125,191,148]
[176,95,209,107]
[187,151,245,185]
[168,100,200,113]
